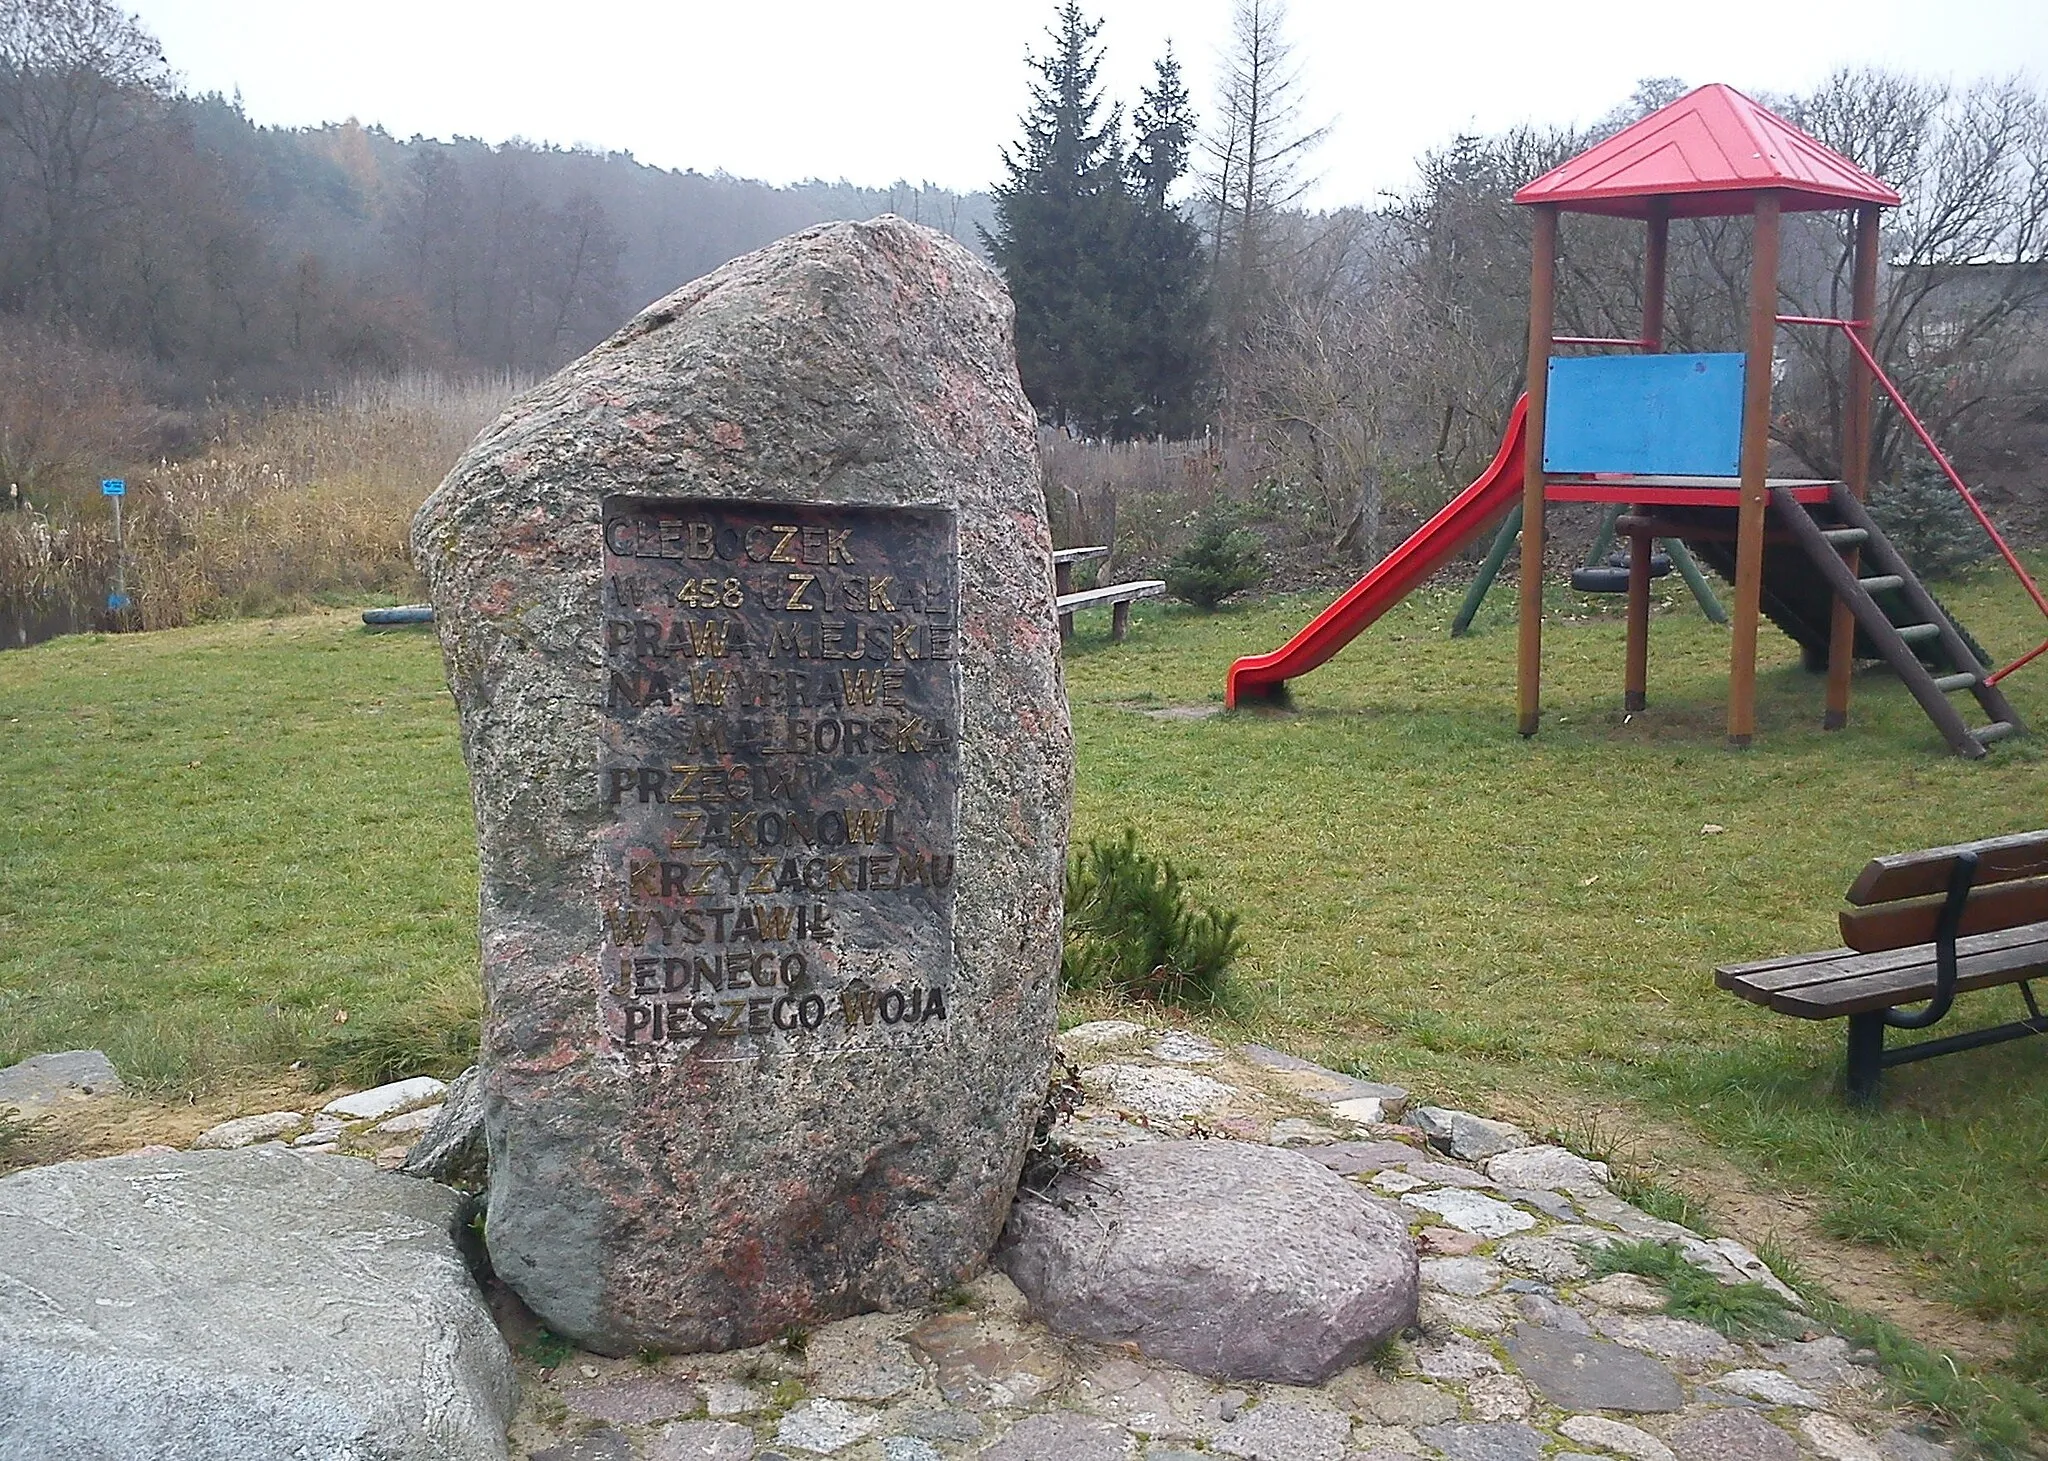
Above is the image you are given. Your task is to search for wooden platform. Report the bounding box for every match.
[1546,476,1838,506]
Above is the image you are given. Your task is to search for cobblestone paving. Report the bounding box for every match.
[504,1024,1954,1461]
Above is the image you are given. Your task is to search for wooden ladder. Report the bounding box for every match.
[1773,484,2025,760]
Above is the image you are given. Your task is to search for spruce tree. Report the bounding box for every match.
[1121,45,1210,438]
[984,4,1127,436]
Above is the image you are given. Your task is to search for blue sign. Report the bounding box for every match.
[107,592,131,611]
[1544,353,1746,478]
[101,478,125,497]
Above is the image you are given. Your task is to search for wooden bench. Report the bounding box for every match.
[1716,830,2048,1106]
[1056,580,1166,643]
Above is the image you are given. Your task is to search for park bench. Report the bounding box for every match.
[1052,545,1165,643]
[1715,830,2048,1106]
[1057,580,1166,643]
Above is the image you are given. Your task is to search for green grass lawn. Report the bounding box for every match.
[0,614,481,1091]
[3,570,2046,1444]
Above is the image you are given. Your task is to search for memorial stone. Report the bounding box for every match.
[413,218,1070,1355]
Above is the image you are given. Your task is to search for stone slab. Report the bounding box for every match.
[649,1420,758,1460]
[1559,1414,1677,1461]
[1081,1064,1236,1121]
[1305,1140,1428,1176]
[1495,1235,1589,1282]
[0,1049,122,1107]
[1416,1422,1548,1461]
[979,1412,1137,1461]
[1063,1021,1148,1050]
[565,1375,704,1424]
[775,1397,879,1454]
[533,1432,632,1461]
[1667,1409,1799,1461]
[402,1065,487,1186]
[1400,1188,1537,1237]
[1595,1314,1742,1363]
[1212,1398,1351,1460]
[1000,1139,1416,1384]
[1801,1414,1883,1461]
[1408,1107,1528,1160]
[322,1076,447,1121]
[191,1110,304,1149]
[1483,1145,1611,1193]
[1149,1032,1223,1064]
[1503,1325,1684,1413]
[1717,1369,1826,1407]
[0,1147,514,1461]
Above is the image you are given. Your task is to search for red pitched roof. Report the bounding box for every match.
[1514,83,1901,218]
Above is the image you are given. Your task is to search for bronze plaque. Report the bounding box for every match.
[597,498,959,1058]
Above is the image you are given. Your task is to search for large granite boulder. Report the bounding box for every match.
[0,1146,514,1460]
[999,1139,1419,1384]
[413,217,1070,1355]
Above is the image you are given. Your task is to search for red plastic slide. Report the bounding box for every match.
[1225,396,1529,707]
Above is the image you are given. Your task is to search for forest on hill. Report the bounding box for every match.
[0,0,990,416]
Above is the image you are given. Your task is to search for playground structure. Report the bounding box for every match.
[1225,85,2046,758]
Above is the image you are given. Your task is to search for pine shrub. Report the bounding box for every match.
[1163,516,1265,609]
[1868,461,1991,580]
[1062,829,1244,1007]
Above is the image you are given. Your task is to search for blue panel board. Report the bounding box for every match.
[1544,353,1745,477]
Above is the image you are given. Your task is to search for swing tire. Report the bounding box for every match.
[1570,567,1632,594]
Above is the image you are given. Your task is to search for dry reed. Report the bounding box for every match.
[1,373,521,639]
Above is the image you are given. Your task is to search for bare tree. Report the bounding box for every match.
[0,0,170,317]
[1200,0,1328,409]
[1238,213,1410,557]
[1775,70,2048,479]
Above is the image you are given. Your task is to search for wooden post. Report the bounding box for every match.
[1728,192,1782,748]
[1825,203,1882,730]
[1625,199,1669,712]
[1625,531,1652,711]
[1642,199,1669,351]
[1517,205,1559,737]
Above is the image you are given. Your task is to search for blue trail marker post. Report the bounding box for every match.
[101,479,129,612]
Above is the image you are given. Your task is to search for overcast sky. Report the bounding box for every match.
[128,0,2048,209]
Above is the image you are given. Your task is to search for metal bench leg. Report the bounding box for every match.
[1849,848,1977,1109]
[1846,1011,1885,1108]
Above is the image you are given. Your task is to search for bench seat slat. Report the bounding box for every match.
[1769,934,2048,1019]
[1719,921,2048,1019]
[1847,830,2048,904]
[1056,580,1166,612]
[1717,921,2048,994]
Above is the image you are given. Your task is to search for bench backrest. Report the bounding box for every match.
[1840,829,2048,952]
